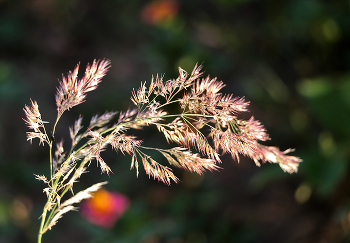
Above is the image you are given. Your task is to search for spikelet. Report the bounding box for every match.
[55,59,110,117]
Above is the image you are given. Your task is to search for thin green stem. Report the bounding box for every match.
[166,87,182,104]
[42,177,72,230]
[37,210,46,243]
[49,144,53,183]
[37,149,53,243]
[52,114,61,139]
[157,99,180,109]
[37,114,62,243]
[99,113,213,137]
[49,116,60,180]
[139,93,160,114]
[140,145,168,153]
[182,116,207,139]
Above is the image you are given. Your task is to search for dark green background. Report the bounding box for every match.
[1,0,350,242]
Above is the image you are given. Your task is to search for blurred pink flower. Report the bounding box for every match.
[141,0,179,25]
[80,189,130,228]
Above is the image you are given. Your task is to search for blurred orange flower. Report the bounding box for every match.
[141,0,179,25]
[80,189,130,228]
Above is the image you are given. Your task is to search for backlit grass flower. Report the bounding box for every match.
[55,59,110,118]
[23,99,49,145]
[24,59,301,243]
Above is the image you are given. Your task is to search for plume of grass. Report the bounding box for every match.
[24,60,301,243]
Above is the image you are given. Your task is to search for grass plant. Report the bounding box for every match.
[23,59,301,243]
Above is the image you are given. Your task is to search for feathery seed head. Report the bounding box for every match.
[55,59,110,116]
[23,99,43,131]
[23,99,49,145]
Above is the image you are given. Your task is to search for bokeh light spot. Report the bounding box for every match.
[295,183,312,204]
[322,18,341,42]
[318,131,337,156]
[297,78,332,98]
[81,189,130,228]
[141,0,179,26]
[290,109,309,132]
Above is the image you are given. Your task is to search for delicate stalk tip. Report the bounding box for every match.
[23,99,50,145]
[55,59,111,117]
[260,146,302,173]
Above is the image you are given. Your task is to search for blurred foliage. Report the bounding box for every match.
[1,0,350,242]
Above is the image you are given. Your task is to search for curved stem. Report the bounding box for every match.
[49,144,53,183]
[52,115,61,140]
[37,210,46,243]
